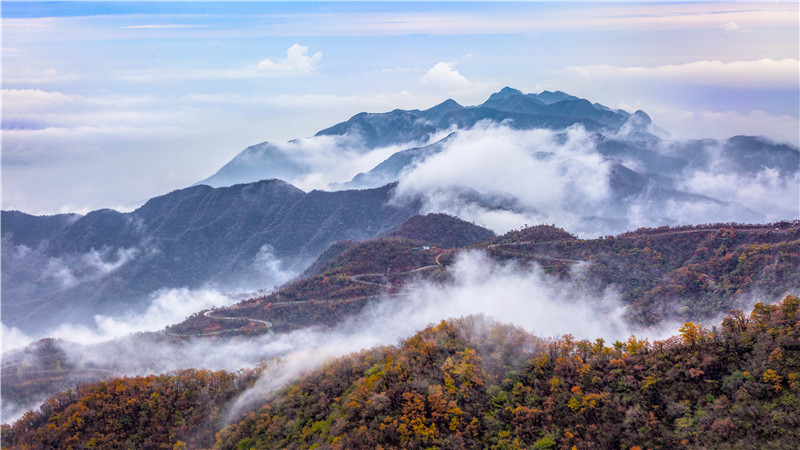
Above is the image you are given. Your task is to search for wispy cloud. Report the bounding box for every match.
[565,58,799,89]
[3,67,77,84]
[720,21,740,32]
[117,44,323,81]
[121,24,207,30]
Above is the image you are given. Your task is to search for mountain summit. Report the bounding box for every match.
[198,87,637,189]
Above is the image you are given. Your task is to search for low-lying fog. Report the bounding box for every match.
[1,250,769,424]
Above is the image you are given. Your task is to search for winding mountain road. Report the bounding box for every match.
[162,250,449,337]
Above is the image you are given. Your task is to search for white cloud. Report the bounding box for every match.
[394,123,611,234]
[421,62,470,90]
[679,168,800,222]
[226,249,670,420]
[566,58,799,89]
[1,288,238,352]
[257,44,322,74]
[720,21,740,32]
[3,67,77,84]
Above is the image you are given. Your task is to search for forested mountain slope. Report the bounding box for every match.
[169,221,799,337]
[4,297,799,449]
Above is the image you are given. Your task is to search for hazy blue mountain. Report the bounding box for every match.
[198,87,797,200]
[344,134,455,189]
[197,142,308,188]
[2,180,419,333]
[480,86,629,128]
[685,135,799,176]
[532,89,580,105]
[199,88,638,189]
[315,109,438,148]
[412,98,464,122]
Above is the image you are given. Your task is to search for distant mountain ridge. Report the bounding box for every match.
[194,88,796,234]
[199,87,647,189]
[2,180,419,333]
[201,87,796,209]
[4,87,798,334]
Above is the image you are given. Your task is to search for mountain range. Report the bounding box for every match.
[2,181,418,333]
[200,87,796,232]
[2,87,798,338]
[2,79,799,445]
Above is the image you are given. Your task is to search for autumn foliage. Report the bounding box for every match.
[216,296,800,449]
[2,369,257,449]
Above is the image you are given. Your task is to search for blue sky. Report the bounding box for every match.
[3,1,798,214]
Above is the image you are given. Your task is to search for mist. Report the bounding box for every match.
[222,249,681,421]
[391,122,799,237]
[1,288,239,353]
[1,239,139,297]
[205,128,456,192]
[3,248,677,425]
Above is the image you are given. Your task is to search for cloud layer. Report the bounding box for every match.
[566,59,799,89]
[391,122,798,236]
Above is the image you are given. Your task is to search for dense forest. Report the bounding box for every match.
[4,297,799,449]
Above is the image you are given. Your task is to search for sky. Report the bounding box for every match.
[2,1,798,214]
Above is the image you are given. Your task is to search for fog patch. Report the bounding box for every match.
[224,250,671,421]
[3,243,138,291]
[208,128,455,192]
[293,128,456,191]
[679,168,799,222]
[391,122,798,237]
[1,323,35,354]
[252,244,293,284]
[396,123,609,213]
[1,288,238,352]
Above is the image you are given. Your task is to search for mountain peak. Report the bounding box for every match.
[486,86,524,102]
[418,98,464,121]
[533,90,579,105]
[632,110,652,125]
[437,98,462,108]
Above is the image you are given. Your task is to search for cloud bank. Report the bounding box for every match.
[389,122,798,237]
[1,288,239,353]
[393,123,612,234]
[566,59,799,89]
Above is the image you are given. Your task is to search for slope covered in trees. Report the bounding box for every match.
[216,296,800,449]
[486,222,800,323]
[168,221,799,337]
[1,369,259,449]
[386,213,496,249]
[6,297,798,448]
